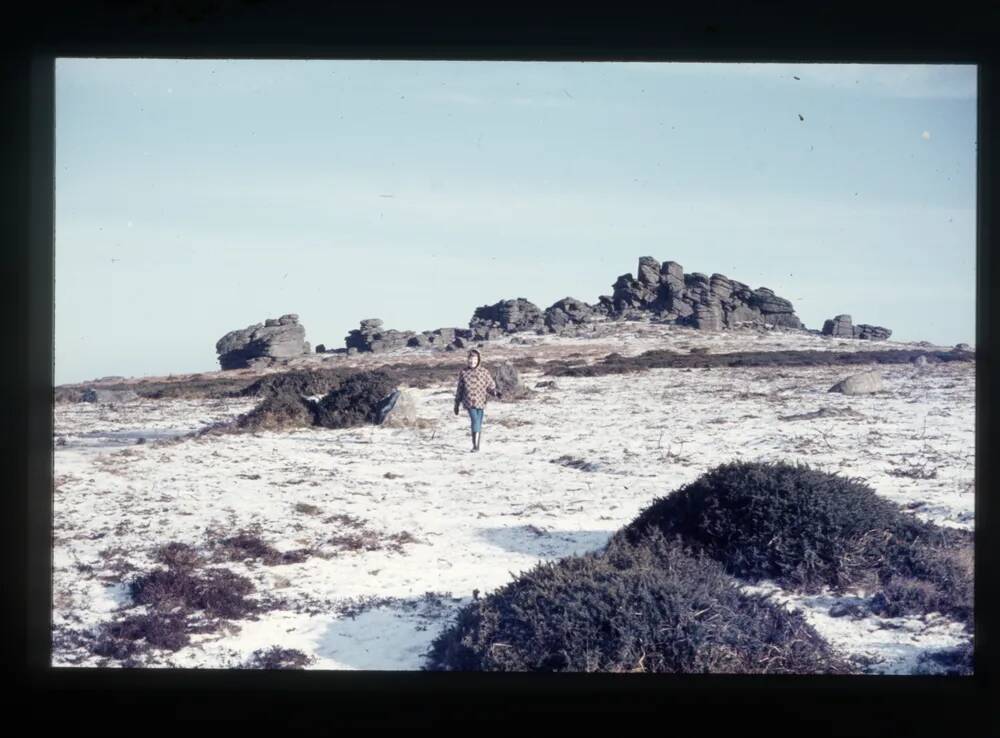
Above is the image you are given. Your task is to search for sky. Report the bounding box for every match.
[54,59,977,385]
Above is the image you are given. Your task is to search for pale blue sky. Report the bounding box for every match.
[55,59,977,384]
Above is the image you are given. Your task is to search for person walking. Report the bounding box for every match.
[454,349,501,452]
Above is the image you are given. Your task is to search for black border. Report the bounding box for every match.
[5,1,997,731]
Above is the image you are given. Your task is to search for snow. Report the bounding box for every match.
[51,325,975,672]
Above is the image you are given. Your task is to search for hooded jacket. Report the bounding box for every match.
[455,365,498,411]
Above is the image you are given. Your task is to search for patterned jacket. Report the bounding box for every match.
[455,365,498,410]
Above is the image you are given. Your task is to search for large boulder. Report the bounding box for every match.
[489,360,530,400]
[377,388,419,428]
[216,314,310,370]
[828,370,884,395]
[822,314,855,338]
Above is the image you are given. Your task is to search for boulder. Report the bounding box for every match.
[377,388,419,428]
[216,314,310,370]
[489,360,530,400]
[822,314,855,338]
[828,371,884,395]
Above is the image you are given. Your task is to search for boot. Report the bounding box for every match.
[472,432,481,452]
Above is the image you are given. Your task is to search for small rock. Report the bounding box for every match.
[829,602,865,618]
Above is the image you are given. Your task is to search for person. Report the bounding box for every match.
[454,349,501,452]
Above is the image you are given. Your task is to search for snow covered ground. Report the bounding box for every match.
[51,326,975,672]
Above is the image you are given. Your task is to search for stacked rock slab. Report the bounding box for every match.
[821,314,892,341]
[469,298,545,340]
[345,319,417,353]
[216,313,310,370]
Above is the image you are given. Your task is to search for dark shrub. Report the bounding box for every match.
[242,646,313,670]
[236,386,317,431]
[426,531,853,673]
[129,566,259,619]
[542,348,974,377]
[239,368,349,398]
[92,613,191,658]
[214,529,311,566]
[154,542,204,570]
[313,371,398,428]
[613,461,973,626]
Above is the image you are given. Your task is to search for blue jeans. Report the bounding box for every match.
[468,407,484,432]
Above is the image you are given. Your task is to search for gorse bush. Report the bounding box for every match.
[313,371,398,429]
[426,530,853,674]
[236,387,316,431]
[238,369,349,399]
[91,613,191,659]
[613,461,973,627]
[241,646,313,670]
[128,565,259,620]
[231,370,400,433]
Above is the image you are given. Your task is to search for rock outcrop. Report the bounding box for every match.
[821,314,892,341]
[601,257,803,330]
[345,319,417,354]
[469,299,545,340]
[452,259,805,341]
[216,314,310,370]
[344,320,474,354]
